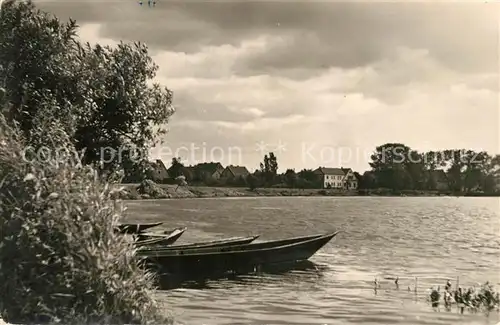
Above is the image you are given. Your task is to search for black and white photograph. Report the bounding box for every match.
[0,0,498,324]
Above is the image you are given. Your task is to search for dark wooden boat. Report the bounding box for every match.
[136,227,186,241]
[139,231,339,277]
[116,222,162,234]
[140,232,325,255]
[138,235,260,251]
[135,227,187,247]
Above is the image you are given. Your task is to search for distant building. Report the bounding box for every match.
[221,165,250,179]
[427,169,449,191]
[148,159,170,183]
[166,164,195,181]
[181,166,196,181]
[313,167,358,189]
[193,162,225,180]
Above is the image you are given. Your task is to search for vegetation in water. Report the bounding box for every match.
[378,277,499,316]
[428,281,500,313]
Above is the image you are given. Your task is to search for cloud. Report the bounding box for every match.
[44,2,498,172]
[40,2,498,74]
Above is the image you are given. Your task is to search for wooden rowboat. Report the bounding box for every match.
[138,235,260,251]
[139,232,339,277]
[116,222,163,234]
[135,227,187,247]
[140,232,325,255]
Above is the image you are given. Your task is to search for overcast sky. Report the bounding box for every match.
[36,0,498,172]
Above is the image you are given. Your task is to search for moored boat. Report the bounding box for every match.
[137,227,187,244]
[136,227,187,242]
[138,235,260,251]
[139,231,339,277]
[135,227,187,247]
[116,222,162,234]
[140,232,326,255]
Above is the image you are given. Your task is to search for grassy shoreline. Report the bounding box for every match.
[118,183,499,200]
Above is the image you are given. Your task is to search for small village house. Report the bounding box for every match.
[148,159,170,183]
[166,164,195,181]
[180,166,196,181]
[313,167,358,189]
[192,162,225,181]
[221,165,250,180]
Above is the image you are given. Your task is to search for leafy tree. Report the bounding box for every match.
[369,143,412,190]
[168,157,184,178]
[461,150,490,193]
[425,171,437,190]
[297,169,319,183]
[482,174,497,194]
[268,152,278,174]
[246,174,258,191]
[284,169,297,188]
[259,152,278,185]
[443,149,466,192]
[0,0,174,174]
[353,171,367,189]
[423,150,447,170]
[405,150,426,190]
[0,83,167,325]
[364,143,499,194]
[358,171,377,189]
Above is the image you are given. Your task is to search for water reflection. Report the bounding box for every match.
[157,260,327,290]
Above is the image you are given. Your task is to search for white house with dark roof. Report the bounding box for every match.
[313,167,358,189]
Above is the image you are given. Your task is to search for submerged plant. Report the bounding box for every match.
[0,116,170,324]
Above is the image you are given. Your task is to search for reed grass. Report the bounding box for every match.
[379,275,499,314]
[0,116,170,324]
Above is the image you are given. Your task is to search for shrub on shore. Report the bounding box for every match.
[137,179,169,199]
[0,118,169,324]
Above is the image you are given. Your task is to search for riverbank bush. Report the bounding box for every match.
[137,179,169,199]
[0,117,168,324]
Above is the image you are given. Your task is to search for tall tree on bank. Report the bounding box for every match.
[168,157,185,178]
[369,143,412,190]
[0,0,174,176]
[259,152,278,185]
[284,169,297,188]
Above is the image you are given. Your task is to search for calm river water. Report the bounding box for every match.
[125,197,500,325]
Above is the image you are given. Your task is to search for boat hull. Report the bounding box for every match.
[116,222,162,234]
[141,232,338,277]
[138,235,259,251]
[140,233,325,255]
[135,227,187,247]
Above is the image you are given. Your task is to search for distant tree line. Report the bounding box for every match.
[359,143,500,195]
[139,144,500,196]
